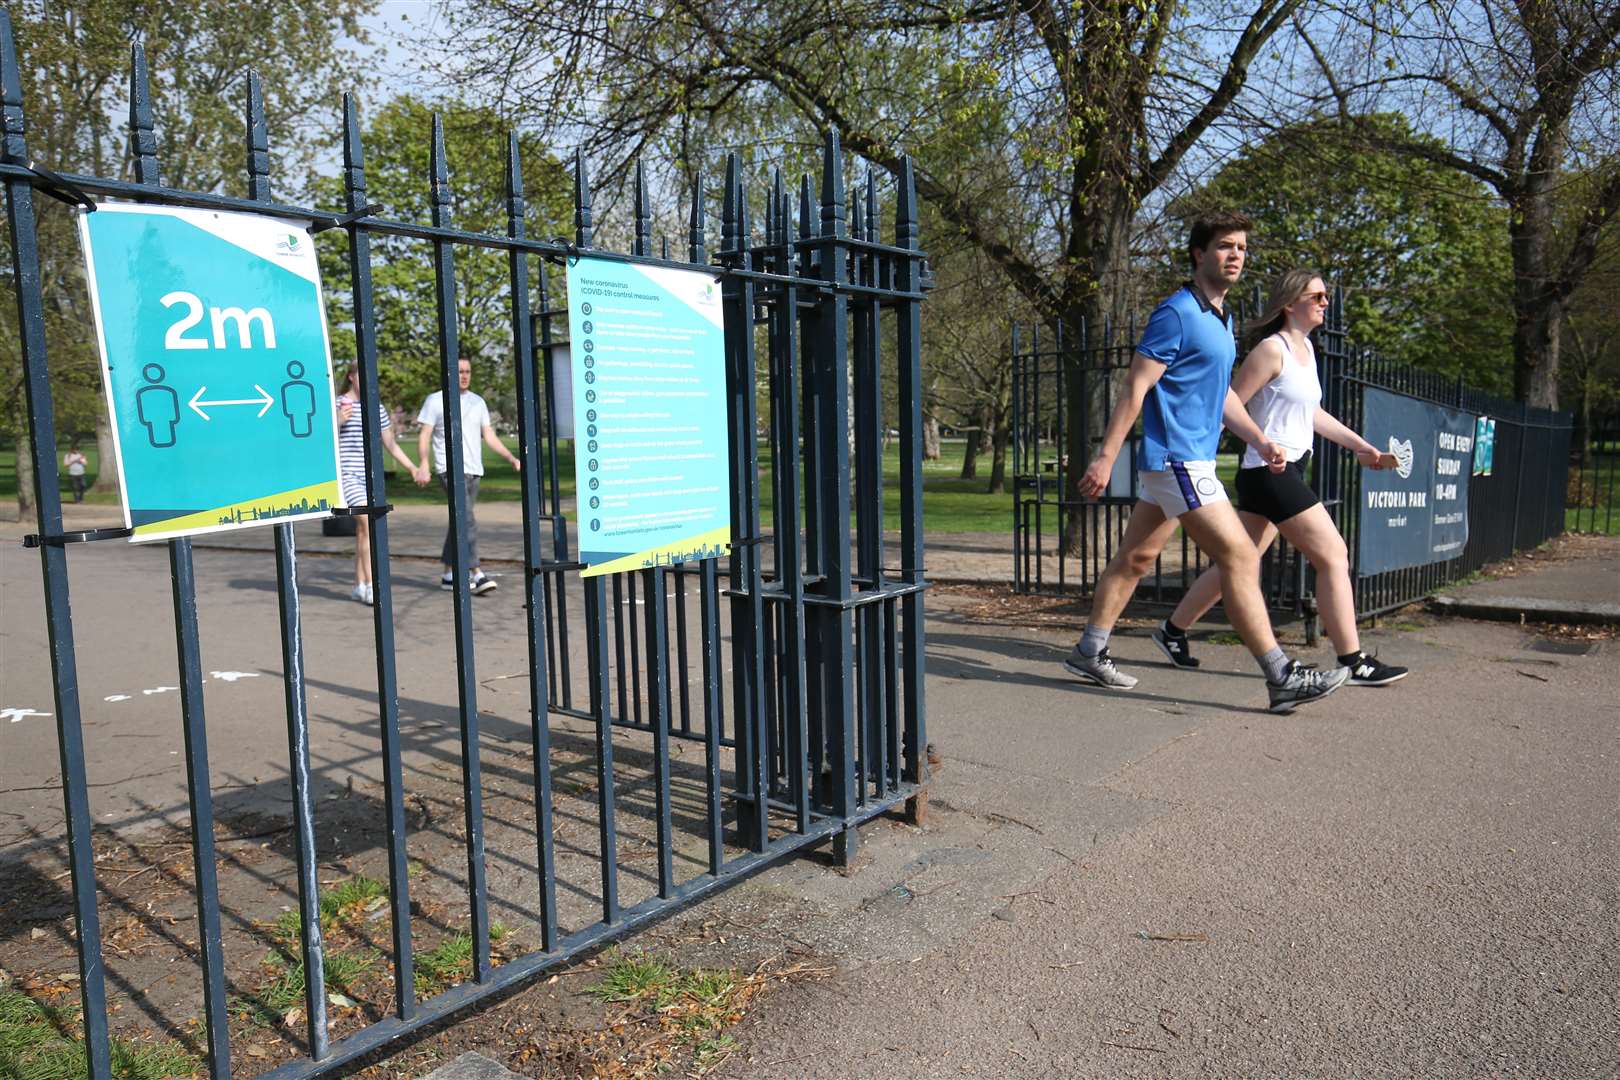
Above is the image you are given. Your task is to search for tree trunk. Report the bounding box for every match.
[15,438,36,529]
[986,402,1009,495]
[1509,196,1563,409]
[959,424,980,478]
[959,402,990,479]
[1054,184,1139,555]
[922,412,940,461]
[89,410,119,496]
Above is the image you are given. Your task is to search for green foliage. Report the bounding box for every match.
[312,96,574,426]
[0,990,196,1080]
[586,951,752,1072]
[266,873,388,944]
[248,948,374,1023]
[413,933,475,996]
[1174,115,1515,393]
[0,0,378,497]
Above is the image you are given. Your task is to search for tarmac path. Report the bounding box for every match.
[1,530,1615,1078]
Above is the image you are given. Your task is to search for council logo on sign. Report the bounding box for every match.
[1388,436,1415,479]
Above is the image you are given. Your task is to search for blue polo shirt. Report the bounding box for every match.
[1136,284,1236,470]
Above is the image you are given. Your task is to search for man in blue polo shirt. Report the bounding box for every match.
[1062,211,1349,713]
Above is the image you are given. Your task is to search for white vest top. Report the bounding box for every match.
[1240,333,1322,468]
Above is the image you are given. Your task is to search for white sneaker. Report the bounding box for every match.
[350,583,369,605]
[1063,647,1138,690]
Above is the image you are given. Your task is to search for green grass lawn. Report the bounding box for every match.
[27,441,1603,537]
[0,438,1023,534]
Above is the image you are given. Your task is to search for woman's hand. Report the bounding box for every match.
[1357,447,1398,470]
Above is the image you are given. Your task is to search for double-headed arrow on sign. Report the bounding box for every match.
[188,385,274,420]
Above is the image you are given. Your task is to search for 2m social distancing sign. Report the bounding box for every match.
[78,203,343,541]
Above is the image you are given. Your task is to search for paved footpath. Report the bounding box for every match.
[412,537,1618,1080]
[3,505,1614,1078]
[1432,535,1620,624]
[690,540,1619,1079]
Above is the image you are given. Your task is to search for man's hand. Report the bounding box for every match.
[510,456,522,473]
[414,465,430,487]
[1260,441,1287,473]
[1078,455,1113,498]
[1357,448,1398,470]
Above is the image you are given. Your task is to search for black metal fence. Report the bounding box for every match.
[2,15,928,1078]
[1567,423,1619,535]
[1011,287,1576,624]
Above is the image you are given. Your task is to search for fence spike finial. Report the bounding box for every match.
[771,167,786,261]
[574,147,591,248]
[342,94,366,194]
[245,71,269,202]
[0,10,27,164]
[688,170,706,263]
[429,113,452,228]
[722,152,742,257]
[129,41,159,185]
[633,157,651,257]
[865,169,878,240]
[820,129,845,239]
[505,131,524,202]
[894,155,917,250]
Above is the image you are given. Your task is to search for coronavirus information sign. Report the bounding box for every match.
[1357,387,1475,576]
[78,203,343,542]
[564,255,731,577]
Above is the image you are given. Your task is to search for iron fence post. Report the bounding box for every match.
[0,14,112,1077]
[894,156,929,815]
[341,93,418,1014]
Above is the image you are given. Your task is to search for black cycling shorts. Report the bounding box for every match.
[1235,457,1321,524]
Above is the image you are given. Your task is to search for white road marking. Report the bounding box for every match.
[3,707,51,723]
[104,694,132,703]
[209,671,261,682]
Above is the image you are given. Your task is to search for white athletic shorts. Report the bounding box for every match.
[1137,460,1229,519]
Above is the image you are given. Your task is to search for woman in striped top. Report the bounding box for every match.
[336,364,421,605]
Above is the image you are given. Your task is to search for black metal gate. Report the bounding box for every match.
[2,18,928,1079]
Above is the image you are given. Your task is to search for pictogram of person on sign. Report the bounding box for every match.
[136,363,180,448]
[281,360,316,438]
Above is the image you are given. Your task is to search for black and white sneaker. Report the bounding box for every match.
[1151,624,1200,669]
[1346,652,1408,687]
[440,573,456,591]
[471,572,498,596]
[1266,661,1349,714]
[1063,647,1139,690]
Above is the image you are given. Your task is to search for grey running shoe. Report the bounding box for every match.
[1151,625,1200,669]
[1346,651,1408,687]
[1267,660,1349,714]
[1063,647,1139,690]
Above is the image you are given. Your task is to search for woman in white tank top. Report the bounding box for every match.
[1151,271,1410,686]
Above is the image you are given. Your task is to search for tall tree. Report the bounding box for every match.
[311,95,574,421]
[2,0,375,518]
[1178,113,1516,394]
[442,0,1308,551]
[1302,0,1620,407]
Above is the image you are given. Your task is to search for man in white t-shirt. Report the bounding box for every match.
[415,358,521,594]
